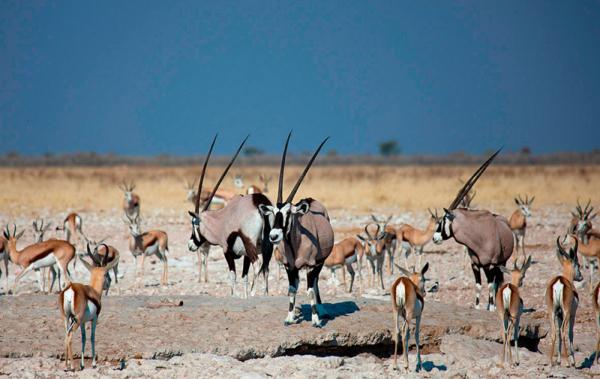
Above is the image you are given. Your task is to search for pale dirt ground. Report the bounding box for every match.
[1,203,600,377]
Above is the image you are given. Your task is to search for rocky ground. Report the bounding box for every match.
[1,205,600,378]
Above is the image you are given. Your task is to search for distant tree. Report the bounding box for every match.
[520,146,531,155]
[327,149,338,157]
[6,151,19,159]
[378,140,401,156]
[243,146,264,157]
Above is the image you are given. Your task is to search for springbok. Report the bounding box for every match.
[509,194,534,261]
[563,233,600,291]
[324,237,363,293]
[593,281,600,365]
[60,245,118,370]
[85,237,120,294]
[371,215,397,275]
[396,209,440,270]
[125,215,169,286]
[357,224,386,290]
[246,174,273,194]
[4,225,75,293]
[184,179,227,209]
[119,181,140,219]
[570,199,599,272]
[56,212,83,244]
[0,236,8,292]
[187,135,273,297]
[391,262,429,371]
[546,237,583,367]
[258,132,334,327]
[33,219,62,292]
[496,255,532,366]
[433,150,514,311]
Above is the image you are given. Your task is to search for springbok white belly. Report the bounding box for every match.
[145,242,159,256]
[30,253,57,270]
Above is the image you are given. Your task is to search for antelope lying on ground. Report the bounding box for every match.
[391,262,429,371]
[187,135,273,297]
[434,150,514,311]
[259,132,334,327]
[396,209,440,270]
[496,255,532,366]
[324,237,363,293]
[85,237,120,294]
[357,224,386,290]
[60,245,118,371]
[125,215,169,286]
[509,194,534,261]
[546,237,583,367]
[4,225,75,294]
[119,181,141,219]
[371,215,397,275]
[594,281,600,365]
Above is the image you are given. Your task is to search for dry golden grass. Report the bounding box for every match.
[0,164,597,217]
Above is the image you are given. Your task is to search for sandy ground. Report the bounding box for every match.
[1,204,600,377]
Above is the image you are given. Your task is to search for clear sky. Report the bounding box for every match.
[1,1,599,156]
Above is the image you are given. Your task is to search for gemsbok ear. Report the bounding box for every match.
[258,204,273,216]
[293,201,310,215]
[443,208,455,221]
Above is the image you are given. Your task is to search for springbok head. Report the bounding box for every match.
[234,174,244,190]
[259,174,273,193]
[123,214,142,237]
[32,219,52,243]
[433,149,501,245]
[119,180,136,202]
[3,224,25,244]
[556,236,583,282]
[514,194,534,217]
[371,214,393,236]
[395,262,430,296]
[187,135,248,252]
[571,199,596,237]
[80,243,119,292]
[257,132,328,245]
[184,179,197,202]
[356,223,386,256]
[500,255,532,287]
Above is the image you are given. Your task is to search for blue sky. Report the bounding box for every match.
[1,1,599,155]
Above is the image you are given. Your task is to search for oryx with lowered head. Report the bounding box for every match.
[187,135,273,298]
[433,150,514,311]
[258,132,334,327]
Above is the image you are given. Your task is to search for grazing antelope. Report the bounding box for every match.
[56,212,83,244]
[125,215,169,286]
[247,174,273,195]
[509,194,534,261]
[546,237,583,367]
[119,181,141,219]
[4,225,75,293]
[371,215,397,275]
[396,209,440,270]
[496,255,532,366]
[391,262,429,371]
[324,237,364,293]
[258,132,334,327]
[60,245,118,370]
[433,150,514,311]
[187,135,273,298]
[357,224,386,290]
[85,238,120,294]
[593,281,600,365]
[0,236,8,292]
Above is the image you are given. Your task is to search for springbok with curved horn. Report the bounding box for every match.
[85,237,120,294]
[187,135,273,297]
[509,194,534,261]
[258,132,334,327]
[4,225,75,294]
[357,224,386,290]
[396,209,440,270]
[496,255,532,366]
[546,237,583,367]
[125,215,169,286]
[371,215,397,275]
[119,181,140,219]
[32,219,62,292]
[569,199,599,272]
[433,150,514,311]
[60,244,118,370]
[324,236,364,293]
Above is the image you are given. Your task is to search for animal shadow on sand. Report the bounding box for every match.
[300,301,359,326]
[419,361,447,372]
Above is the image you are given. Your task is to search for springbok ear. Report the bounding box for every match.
[356,235,366,242]
[394,264,412,277]
[522,255,532,272]
[79,256,93,272]
[529,196,535,204]
[188,211,199,219]
[514,198,520,205]
[421,262,429,275]
[499,266,511,275]
[258,204,273,216]
[292,201,310,215]
[16,230,25,240]
[2,231,8,239]
[590,213,598,221]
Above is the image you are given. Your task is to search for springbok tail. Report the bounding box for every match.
[502,286,511,312]
[395,281,406,312]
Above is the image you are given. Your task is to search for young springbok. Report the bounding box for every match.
[396,209,440,269]
[124,215,169,286]
[59,245,118,370]
[546,237,583,367]
[594,281,600,365]
[324,237,364,293]
[391,262,429,371]
[119,181,141,219]
[509,194,534,261]
[496,255,532,366]
[4,225,75,294]
[357,223,386,290]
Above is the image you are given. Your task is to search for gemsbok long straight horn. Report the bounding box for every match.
[433,149,514,311]
[258,132,334,327]
[187,134,275,297]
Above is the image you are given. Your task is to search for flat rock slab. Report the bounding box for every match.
[0,294,546,361]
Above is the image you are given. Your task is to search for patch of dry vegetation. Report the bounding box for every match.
[0,165,597,217]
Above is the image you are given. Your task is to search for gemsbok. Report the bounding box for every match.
[509,194,534,261]
[119,181,140,219]
[593,281,600,365]
[4,225,75,294]
[357,224,386,290]
[258,132,334,327]
[59,245,118,370]
[125,215,169,286]
[187,135,273,297]
[391,262,429,371]
[496,255,532,366]
[324,236,364,293]
[396,209,440,270]
[546,237,583,367]
[433,149,514,311]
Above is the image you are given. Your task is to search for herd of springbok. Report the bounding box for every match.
[1,135,599,372]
